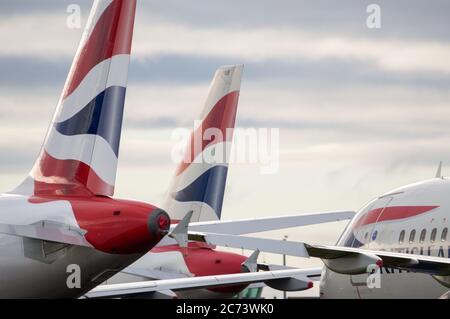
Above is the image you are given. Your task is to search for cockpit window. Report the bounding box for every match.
[399,230,405,245]
[409,229,416,244]
[337,199,377,247]
[430,228,437,243]
[419,229,426,243]
[441,228,448,242]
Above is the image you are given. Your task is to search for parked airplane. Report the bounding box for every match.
[0,0,171,298]
[94,64,355,299]
[319,170,450,298]
[0,0,356,299]
[183,167,450,299]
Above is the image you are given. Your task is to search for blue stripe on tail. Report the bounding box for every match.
[171,166,228,219]
[54,86,126,156]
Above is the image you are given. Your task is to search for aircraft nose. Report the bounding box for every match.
[147,208,171,240]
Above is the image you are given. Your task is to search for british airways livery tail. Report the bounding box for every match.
[15,0,136,197]
[163,65,243,222]
[0,0,174,299]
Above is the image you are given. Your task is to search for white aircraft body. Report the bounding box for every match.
[181,176,450,299]
[320,177,450,298]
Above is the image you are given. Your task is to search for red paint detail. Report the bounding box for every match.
[64,0,136,98]
[307,281,314,289]
[158,214,170,230]
[376,259,383,268]
[176,91,240,176]
[30,195,168,254]
[32,151,114,196]
[154,243,248,294]
[29,152,169,254]
[354,206,439,228]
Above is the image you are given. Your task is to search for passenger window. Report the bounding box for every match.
[399,230,405,245]
[441,228,448,242]
[419,229,426,243]
[409,230,416,244]
[430,228,437,243]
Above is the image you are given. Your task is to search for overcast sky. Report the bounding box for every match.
[1,0,449,297]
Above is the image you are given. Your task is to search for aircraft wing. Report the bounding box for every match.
[188,232,311,257]
[0,221,92,247]
[85,268,320,298]
[189,232,450,277]
[121,267,189,280]
[303,244,450,276]
[174,210,354,236]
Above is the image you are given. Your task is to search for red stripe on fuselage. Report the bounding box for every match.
[176,91,239,176]
[354,205,439,228]
[63,0,136,98]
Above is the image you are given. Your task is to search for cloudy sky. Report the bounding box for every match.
[1,0,450,297]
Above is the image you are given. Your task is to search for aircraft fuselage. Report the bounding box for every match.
[0,193,168,298]
[321,178,450,298]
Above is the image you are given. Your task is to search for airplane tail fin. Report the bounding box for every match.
[14,0,136,197]
[163,65,244,222]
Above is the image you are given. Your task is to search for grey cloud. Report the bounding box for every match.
[0,0,90,15]
[0,56,68,87]
[137,0,450,42]
[2,54,450,90]
[237,117,450,142]
[123,116,182,129]
[0,147,36,174]
[1,0,449,43]
[132,55,450,90]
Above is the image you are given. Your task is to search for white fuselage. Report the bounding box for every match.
[0,192,164,299]
[0,194,127,298]
[320,178,450,298]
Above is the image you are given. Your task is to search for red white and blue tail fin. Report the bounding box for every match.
[163,65,244,222]
[14,0,136,197]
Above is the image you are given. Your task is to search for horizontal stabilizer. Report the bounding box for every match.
[0,221,91,247]
[304,244,450,276]
[188,232,310,258]
[176,210,355,235]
